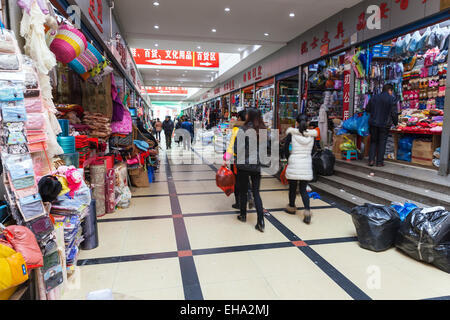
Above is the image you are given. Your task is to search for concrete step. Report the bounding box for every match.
[310,181,372,210]
[335,160,450,194]
[316,175,430,209]
[334,166,450,209]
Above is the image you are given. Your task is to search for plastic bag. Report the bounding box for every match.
[396,207,450,273]
[4,225,43,269]
[357,113,370,137]
[391,202,418,221]
[342,115,359,132]
[280,165,288,185]
[351,204,401,252]
[340,136,357,151]
[216,166,235,197]
[313,149,335,176]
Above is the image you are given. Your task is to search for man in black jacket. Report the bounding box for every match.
[366,84,399,167]
[162,116,174,149]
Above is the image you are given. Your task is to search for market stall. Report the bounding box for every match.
[351,20,448,169]
[255,78,275,129]
[242,85,255,109]
[276,69,299,137]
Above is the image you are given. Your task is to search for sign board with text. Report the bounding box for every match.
[143,87,189,95]
[132,49,219,68]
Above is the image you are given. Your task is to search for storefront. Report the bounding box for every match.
[220,94,231,120]
[255,78,275,129]
[230,89,242,117]
[350,19,449,169]
[0,0,159,300]
[242,85,255,109]
[276,68,300,137]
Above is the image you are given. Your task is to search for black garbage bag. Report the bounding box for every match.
[396,207,450,273]
[351,204,401,252]
[313,149,335,176]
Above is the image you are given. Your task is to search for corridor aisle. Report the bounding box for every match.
[62,144,450,300]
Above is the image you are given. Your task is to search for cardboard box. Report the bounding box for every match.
[332,134,356,160]
[411,140,433,166]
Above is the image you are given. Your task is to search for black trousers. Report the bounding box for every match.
[237,170,264,223]
[288,180,310,210]
[232,165,253,206]
[165,133,172,149]
[156,131,161,140]
[369,126,389,164]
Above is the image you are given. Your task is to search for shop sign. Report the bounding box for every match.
[223,80,235,92]
[131,49,219,68]
[343,66,351,120]
[320,43,329,56]
[214,87,221,95]
[243,65,263,83]
[143,87,189,95]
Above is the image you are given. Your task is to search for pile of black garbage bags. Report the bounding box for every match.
[351,203,450,273]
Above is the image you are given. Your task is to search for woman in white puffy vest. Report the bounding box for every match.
[284,114,318,224]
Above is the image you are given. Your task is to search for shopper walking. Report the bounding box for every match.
[234,108,268,232]
[366,84,399,167]
[162,116,174,150]
[284,114,318,224]
[224,110,248,210]
[181,117,194,150]
[154,118,163,141]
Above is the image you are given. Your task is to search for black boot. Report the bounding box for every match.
[232,203,240,210]
[237,214,246,222]
[255,217,265,233]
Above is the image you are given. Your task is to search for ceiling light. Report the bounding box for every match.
[225,7,230,12]
[197,46,201,49]
[154,25,159,29]
[154,43,159,47]
[153,1,159,6]
[211,29,217,33]
[264,33,269,36]
[289,12,295,17]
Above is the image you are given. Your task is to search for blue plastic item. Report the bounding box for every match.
[399,136,415,152]
[397,150,412,162]
[391,203,418,221]
[357,113,370,137]
[308,192,321,200]
[58,119,69,137]
[147,166,154,183]
[343,114,359,133]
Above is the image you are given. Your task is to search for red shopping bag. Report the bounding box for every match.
[216,166,235,197]
[280,165,289,185]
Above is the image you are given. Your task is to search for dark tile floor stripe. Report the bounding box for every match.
[77,251,178,266]
[165,154,204,300]
[98,215,173,223]
[132,194,170,198]
[192,242,294,256]
[265,214,371,300]
[305,237,358,246]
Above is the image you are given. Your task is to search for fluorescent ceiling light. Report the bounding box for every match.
[289,13,295,17]
[154,25,159,29]
[153,1,159,6]
[154,43,159,47]
[225,7,230,12]
[211,29,217,32]
[264,33,269,36]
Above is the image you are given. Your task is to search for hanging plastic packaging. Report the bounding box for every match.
[351,204,401,252]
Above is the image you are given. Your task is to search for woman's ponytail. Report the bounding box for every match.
[296,114,309,136]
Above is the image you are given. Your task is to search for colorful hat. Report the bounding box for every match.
[68,43,105,78]
[49,25,87,64]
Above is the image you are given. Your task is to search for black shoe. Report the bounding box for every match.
[368,161,375,167]
[303,210,312,225]
[237,215,247,222]
[255,221,265,233]
[376,163,385,167]
[232,203,240,210]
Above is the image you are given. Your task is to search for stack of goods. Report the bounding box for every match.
[75,135,89,167]
[59,215,83,270]
[396,108,443,134]
[23,57,49,154]
[0,30,62,294]
[82,112,112,139]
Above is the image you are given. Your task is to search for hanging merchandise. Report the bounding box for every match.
[48,24,87,64]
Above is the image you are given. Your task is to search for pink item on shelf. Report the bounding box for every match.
[65,168,83,198]
[111,109,132,135]
[25,97,43,113]
[25,113,45,131]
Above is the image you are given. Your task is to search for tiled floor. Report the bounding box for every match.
[62,144,450,300]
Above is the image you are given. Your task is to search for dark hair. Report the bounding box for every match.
[296,114,309,136]
[383,84,394,93]
[157,118,160,121]
[237,110,247,121]
[244,108,266,133]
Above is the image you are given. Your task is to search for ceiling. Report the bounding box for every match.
[113,0,363,101]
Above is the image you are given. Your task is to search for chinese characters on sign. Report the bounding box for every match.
[143,87,189,95]
[343,68,351,120]
[89,0,103,33]
[243,65,263,83]
[300,0,430,55]
[223,80,235,92]
[132,48,219,68]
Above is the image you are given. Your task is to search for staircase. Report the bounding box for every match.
[311,160,450,210]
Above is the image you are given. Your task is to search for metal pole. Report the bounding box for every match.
[438,52,450,176]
